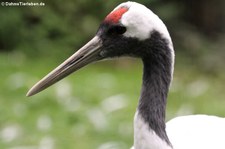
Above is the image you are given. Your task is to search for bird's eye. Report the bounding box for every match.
[108,25,126,35]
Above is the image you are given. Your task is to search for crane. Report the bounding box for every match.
[27,2,225,149]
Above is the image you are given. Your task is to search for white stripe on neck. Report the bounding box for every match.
[133,111,172,149]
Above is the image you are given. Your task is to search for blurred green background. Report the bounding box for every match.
[1,0,225,149]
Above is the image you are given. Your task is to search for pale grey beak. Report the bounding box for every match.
[27,36,102,96]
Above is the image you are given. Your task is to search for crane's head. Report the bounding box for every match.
[27,1,173,96]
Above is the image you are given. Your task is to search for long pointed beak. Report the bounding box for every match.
[27,36,103,96]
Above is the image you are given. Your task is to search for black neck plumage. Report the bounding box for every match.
[138,31,173,146]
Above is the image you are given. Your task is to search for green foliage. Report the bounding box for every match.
[0,0,106,57]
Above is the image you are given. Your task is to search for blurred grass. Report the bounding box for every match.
[0,51,225,149]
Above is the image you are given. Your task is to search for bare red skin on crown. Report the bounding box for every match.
[104,7,128,24]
